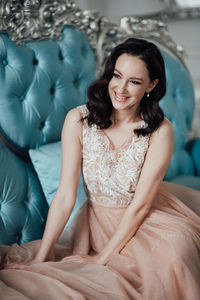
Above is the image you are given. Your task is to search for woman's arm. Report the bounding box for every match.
[33,108,83,263]
[5,108,83,267]
[97,118,174,264]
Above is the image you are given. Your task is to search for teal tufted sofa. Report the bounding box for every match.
[160,52,200,188]
[0,2,200,246]
[0,25,95,245]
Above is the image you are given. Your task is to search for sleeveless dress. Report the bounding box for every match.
[0,104,200,300]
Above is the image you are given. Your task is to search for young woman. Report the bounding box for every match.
[1,38,200,300]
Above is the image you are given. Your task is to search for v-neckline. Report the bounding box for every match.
[101,130,138,151]
[98,119,146,151]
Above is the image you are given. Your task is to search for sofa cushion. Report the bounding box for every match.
[0,142,48,244]
[0,25,95,150]
[186,139,200,176]
[171,175,200,191]
[160,52,195,180]
[29,142,86,226]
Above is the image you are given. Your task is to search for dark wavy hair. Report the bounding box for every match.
[83,37,166,136]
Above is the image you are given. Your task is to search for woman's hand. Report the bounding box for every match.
[3,254,106,270]
[3,258,42,270]
[61,254,106,265]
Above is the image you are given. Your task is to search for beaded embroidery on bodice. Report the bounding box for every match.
[79,104,150,206]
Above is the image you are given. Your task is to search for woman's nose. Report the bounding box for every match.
[118,80,127,92]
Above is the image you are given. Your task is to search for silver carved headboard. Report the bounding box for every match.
[0,0,185,72]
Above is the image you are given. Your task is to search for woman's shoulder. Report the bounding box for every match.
[160,117,173,135]
[62,105,89,140]
[65,107,81,124]
[65,104,87,123]
[62,106,85,137]
[150,117,173,144]
[76,104,89,118]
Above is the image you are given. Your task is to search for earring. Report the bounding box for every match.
[146,92,150,98]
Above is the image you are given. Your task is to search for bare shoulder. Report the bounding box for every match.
[64,107,82,125]
[62,107,83,140]
[147,118,174,164]
[158,117,173,136]
[150,118,173,144]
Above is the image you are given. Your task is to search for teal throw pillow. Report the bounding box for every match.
[29,142,86,225]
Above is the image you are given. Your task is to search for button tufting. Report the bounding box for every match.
[16,233,21,241]
[58,50,63,61]
[19,95,25,102]
[39,121,45,130]
[33,57,38,65]
[73,78,79,88]
[50,86,55,94]
[81,45,87,57]
[2,58,8,66]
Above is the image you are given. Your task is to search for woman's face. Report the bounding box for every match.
[108,53,158,114]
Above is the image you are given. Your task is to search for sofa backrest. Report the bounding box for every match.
[0,26,95,151]
[160,52,195,180]
[0,23,95,245]
[0,142,48,244]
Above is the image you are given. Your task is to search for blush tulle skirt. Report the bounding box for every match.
[0,182,200,300]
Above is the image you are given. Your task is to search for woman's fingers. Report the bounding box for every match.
[3,255,98,269]
[3,263,26,270]
[62,255,85,263]
[3,260,36,270]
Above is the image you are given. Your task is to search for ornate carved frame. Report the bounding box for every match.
[0,0,186,70]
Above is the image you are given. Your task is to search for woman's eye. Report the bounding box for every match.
[113,73,120,78]
[130,80,141,85]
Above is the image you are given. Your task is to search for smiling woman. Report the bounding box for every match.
[108,54,158,110]
[86,38,166,137]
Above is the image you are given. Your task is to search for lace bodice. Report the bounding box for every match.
[79,105,150,206]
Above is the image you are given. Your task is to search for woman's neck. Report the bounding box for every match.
[111,108,140,126]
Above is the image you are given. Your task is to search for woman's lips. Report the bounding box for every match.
[114,91,129,102]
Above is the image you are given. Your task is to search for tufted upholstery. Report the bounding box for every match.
[187,139,200,176]
[160,52,200,189]
[0,25,95,245]
[0,26,95,150]
[160,52,195,180]
[0,142,48,244]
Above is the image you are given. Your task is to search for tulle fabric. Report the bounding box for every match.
[0,182,200,300]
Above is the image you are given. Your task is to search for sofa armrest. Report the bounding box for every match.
[0,142,48,245]
[186,138,200,176]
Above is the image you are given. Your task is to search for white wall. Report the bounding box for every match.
[76,0,164,22]
[75,0,163,22]
[75,0,200,137]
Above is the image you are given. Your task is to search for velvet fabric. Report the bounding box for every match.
[0,25,95,244]
[29,142,86,226]
[0,26,95,150]
[0,142,48,245]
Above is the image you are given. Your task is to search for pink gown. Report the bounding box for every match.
[0,104,200,300]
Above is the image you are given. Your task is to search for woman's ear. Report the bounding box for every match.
[147,79,159,93]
